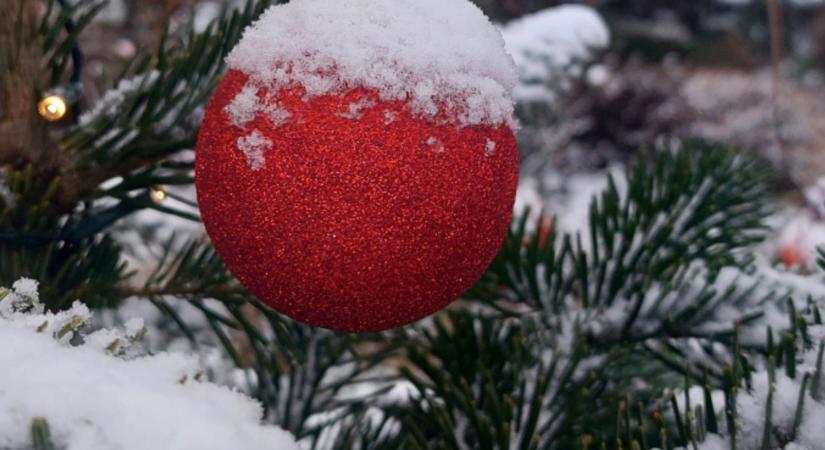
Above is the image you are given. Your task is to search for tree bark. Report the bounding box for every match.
[0,0,51,169]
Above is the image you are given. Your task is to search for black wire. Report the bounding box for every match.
[55,0,84,84]
[55,0,85,119]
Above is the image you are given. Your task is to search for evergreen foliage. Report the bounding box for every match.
[374,142,777,450]
[0,0,276,309]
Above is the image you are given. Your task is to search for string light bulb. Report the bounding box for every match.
[150,185,167,203]
[38,95,68,122]
[37,83,82,123]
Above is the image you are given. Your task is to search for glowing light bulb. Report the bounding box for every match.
[38,95,68,122]
[150,186,167,203]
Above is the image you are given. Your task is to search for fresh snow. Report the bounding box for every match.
[226,0,517,128]
[383,110,398,124]
[225,84,262,127]
[265,102,292,127]
[0,169,13,208]
[237,130,274,171]
[225,84,293,129]
[335,97,377,120]
[426,136,445,154]
[0,279,299,450]
[501,5,610,105]
[674,323,825,450]
[78,71,159,126]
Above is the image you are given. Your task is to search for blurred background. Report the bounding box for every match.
[80,0,825,272]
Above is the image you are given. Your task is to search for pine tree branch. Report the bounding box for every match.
[386,144,779,449]
[52,0,276,212]
[478,141,773,319]
[118,284,248,299]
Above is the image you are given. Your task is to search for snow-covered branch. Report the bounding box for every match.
[0,278,299,450]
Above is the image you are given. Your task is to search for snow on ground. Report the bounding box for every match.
[0,279,299,450]
[226,0,517,128]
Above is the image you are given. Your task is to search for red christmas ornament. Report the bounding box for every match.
[194,0,519,332]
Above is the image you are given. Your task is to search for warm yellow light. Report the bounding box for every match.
[150,185,167,203]
[38,95,68,122]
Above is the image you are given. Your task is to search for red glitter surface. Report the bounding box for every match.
[195,70,519,332]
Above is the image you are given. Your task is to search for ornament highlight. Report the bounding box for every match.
[195,0,519,332]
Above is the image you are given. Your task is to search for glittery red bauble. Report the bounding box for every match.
[195,70,519,332]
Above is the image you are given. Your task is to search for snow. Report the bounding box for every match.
[514,167,621,236]
[224,83,294,129]
[501,5,610,105]
[0,279,299,450]
[426,136,444,154]
[237,130,273,171]
[688,434,729,450]
[383,110,398,124]
[0,170,12,207]
[11,278,39,304]
[586,64,610,86]
[681,325,825,450]
[226,0,517,128]
[266,102,292,127]
[770,207,825,271]
[335,97,376,120]
[512,178,547,225]
[95,0,128,25]
[667,304,825,450]
[804,177,825,220]
[225,84,261,127]
[79,71,159,126]
[193,1,223,32]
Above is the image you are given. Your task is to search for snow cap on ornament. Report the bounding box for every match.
[195,0,520,332]
[225,0,518,129]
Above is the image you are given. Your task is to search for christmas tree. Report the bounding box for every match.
[2,0,825,449]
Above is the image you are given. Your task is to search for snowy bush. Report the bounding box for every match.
[501,5,610,108]
[0,279,299,450]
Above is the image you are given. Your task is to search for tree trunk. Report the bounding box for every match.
[0,0,51,169]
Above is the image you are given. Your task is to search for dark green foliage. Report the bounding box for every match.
[65,0,272,186]
[0,0,277,310]
[398,311,558,450]
[475,142,775,390]
[38,0,105,85]
[30,418,55,450]
[0,164,130,308]
[480,141,773,316]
